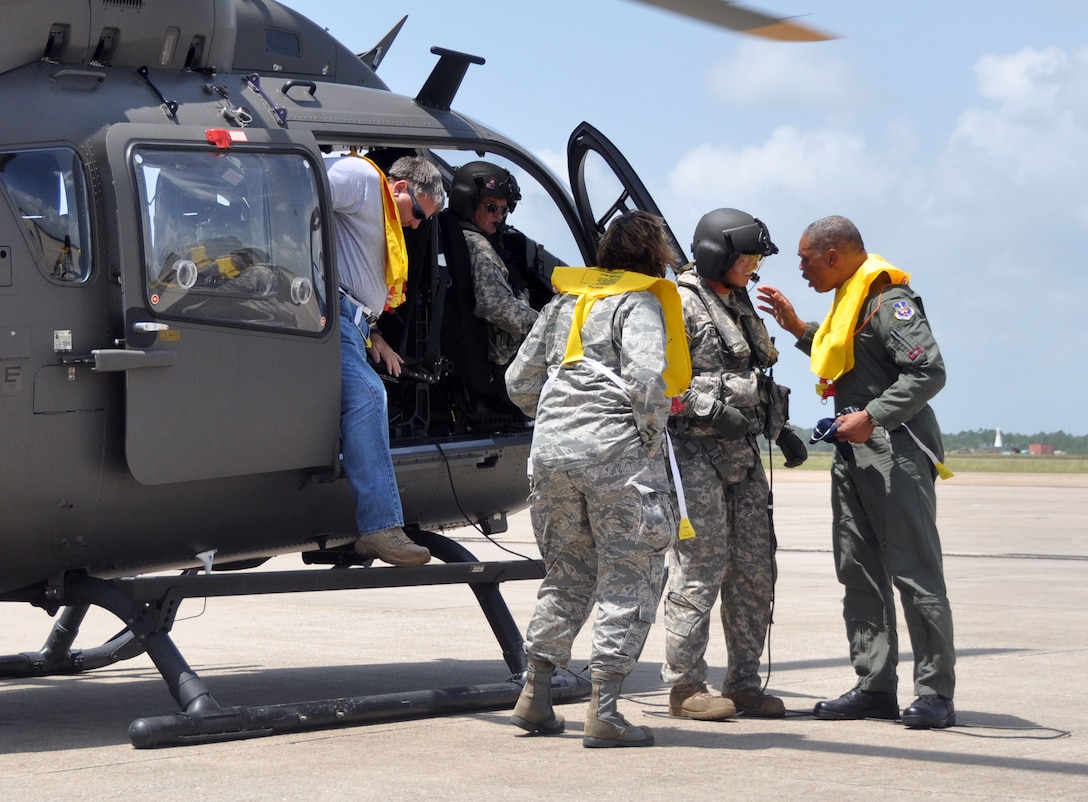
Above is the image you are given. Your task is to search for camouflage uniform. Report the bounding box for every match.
[461,221,538,365]
[506,290,676,677]
[662,269,782,695]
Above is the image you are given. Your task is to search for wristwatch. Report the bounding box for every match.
[866,409,880,427]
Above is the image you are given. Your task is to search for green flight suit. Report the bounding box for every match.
[798,279,956,699]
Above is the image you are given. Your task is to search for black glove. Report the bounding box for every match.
[707,401,749,439]
[776,425,808,468]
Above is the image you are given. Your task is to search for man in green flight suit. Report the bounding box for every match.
[756,215,957,729]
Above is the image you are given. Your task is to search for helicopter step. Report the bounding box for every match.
[0,529,586,748]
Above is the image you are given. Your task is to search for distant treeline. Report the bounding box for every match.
[796,429,1088,456]
[941,429,1088,455]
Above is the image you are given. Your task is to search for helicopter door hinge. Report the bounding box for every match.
[90,348,177,372]
[136,65,179,119]
[242,73,288,126]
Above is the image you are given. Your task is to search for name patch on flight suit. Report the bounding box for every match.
[908,345,924,361]
[893,300,915,320]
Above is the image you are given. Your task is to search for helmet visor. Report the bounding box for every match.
[735,253,764,276]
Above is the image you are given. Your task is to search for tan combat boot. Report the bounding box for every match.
[511,658,565,734]
[669,682,736,720]
[583,672,654,748]
[353,527,431,566]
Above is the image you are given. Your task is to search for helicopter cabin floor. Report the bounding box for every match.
[1,471,1086,799]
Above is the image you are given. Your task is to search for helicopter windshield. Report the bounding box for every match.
[133,148,328,333]
[0,147,91,283]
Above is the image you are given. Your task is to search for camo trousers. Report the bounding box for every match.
[524,451,675,677]
[661,453,775,693]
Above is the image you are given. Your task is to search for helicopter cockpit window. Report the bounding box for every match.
[132,148,328,333]
[0,147,91,282]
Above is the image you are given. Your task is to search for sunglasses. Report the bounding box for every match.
[406,186,432,222]
[737,253,764,274]
[483,202,509,217]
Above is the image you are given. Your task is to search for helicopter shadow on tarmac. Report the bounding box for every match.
[0,644,1045,753]
[0,657,518,753]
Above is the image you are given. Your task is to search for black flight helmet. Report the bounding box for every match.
[449,160,521,220]
[691,207,778,282]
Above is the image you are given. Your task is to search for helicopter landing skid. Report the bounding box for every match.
[0,530,591,748]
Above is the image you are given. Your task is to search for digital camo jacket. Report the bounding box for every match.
[669,269,780,482]
[461,222,538,365]
[505,289,670,471]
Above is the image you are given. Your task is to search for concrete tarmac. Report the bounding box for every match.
[2,471,1086,800]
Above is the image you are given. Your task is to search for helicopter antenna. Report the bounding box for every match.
[415,47,485,111]
[358,15,408,72]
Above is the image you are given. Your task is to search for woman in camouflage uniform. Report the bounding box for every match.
[506,210,686,748]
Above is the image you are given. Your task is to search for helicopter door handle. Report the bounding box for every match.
[50,69,106,85]
[281,80,317,99]
[90,349,178,372]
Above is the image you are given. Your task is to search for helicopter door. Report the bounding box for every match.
[105,127,340,485]
[566,121,686,263]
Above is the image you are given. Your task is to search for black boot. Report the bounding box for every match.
[902,695,955,729]
[813,687,899,721]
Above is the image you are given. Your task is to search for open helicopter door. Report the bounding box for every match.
[567,121,687,264]
[103,125,340,485]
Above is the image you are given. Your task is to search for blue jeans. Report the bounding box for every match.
[340,295,404,534]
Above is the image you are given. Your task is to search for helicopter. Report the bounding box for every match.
[0,0,827,748]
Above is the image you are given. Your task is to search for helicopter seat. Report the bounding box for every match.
[435,210,522,417]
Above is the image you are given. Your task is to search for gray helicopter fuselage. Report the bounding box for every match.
[0,0,591,596]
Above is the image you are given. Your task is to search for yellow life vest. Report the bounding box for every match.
[550,266,691,397]
[355,155,409,310]
[810,254,909,392]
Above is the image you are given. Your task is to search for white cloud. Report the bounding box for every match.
[657,40,1088,434]
[705,40,871,108]
[974,47,1069,109]
[947,46,1088,187]
[665,126,898,231]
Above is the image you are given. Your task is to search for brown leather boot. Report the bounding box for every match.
[583,672,654,748]
[511,658,565,734]
[723,687,786,718]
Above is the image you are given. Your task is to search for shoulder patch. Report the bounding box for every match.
[893,300,915,320]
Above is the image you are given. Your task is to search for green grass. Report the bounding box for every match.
[933,454,1088,474]
[763,451,1088,474]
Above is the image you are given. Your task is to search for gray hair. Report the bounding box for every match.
[388,156,446,210]
[803,215,865,254]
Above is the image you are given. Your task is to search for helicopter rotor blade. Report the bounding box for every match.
[625,0,836,41]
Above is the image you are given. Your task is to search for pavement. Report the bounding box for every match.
[2,470,1086,800]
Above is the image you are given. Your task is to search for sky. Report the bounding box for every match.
[298,0,1088,436]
